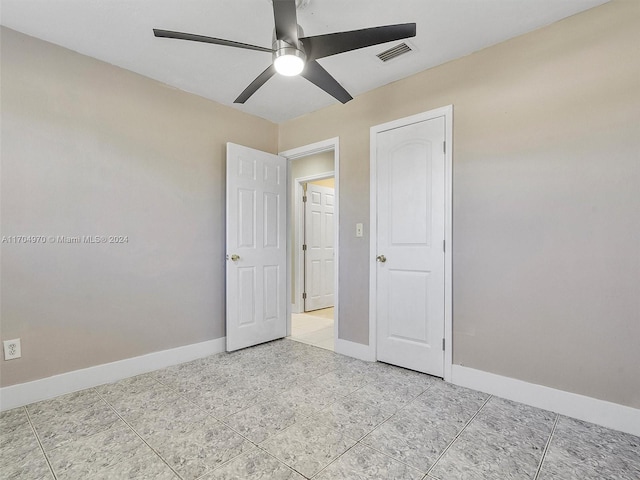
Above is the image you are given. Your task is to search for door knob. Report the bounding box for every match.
[230,254,240,261]
[376,255,386,263]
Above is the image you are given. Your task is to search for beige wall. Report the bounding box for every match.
[310,178,335,189]
[279,1,640,408]
[0,28,278,386]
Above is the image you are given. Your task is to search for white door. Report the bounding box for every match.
[226,143,287,351]
[304,183,335,311]
[374,117,446,376]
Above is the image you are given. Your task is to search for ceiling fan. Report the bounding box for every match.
[154,0,416,104]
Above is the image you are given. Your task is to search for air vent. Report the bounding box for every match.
[376,42,413,62]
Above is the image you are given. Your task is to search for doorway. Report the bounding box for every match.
[281,138,340,351]
[294,174,335,349]
[301,175,336,312]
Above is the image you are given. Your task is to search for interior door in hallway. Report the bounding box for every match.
[304,182,335,311]
[226,143,287,351]
[374,117,446,376]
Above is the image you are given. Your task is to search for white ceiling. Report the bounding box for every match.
[1,0,608,123]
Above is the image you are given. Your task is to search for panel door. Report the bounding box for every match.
[226,143,287,351]
[304,183,335,311]
[375,117,446,375]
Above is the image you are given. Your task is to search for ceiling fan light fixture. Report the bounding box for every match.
[273,41,306,76]
[274,54,305,76]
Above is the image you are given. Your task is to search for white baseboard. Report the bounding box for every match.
[451,365,640,437]
[335,338,375,362]
[0,337,226,411]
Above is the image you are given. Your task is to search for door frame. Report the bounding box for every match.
[293,171,335,314]
[280,138,340,339]
[369,106,453,381]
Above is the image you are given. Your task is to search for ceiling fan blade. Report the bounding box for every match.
[273,0,299,44]
[153,29,273,53]
[301,60,353,104]
[301,23,416,60]
[234,64,277,104]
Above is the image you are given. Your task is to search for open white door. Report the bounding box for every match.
[226,143,287,351]
[373,117,446,376]
[304,183,335,311]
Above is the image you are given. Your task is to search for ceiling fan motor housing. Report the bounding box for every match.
[272,23,307,76]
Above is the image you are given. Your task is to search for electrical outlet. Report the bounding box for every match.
[3,339,21,360]
[356,223,364,237]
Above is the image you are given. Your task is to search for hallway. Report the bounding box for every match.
[289,307,334,351]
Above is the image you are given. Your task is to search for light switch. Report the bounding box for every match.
[356,223,363,237]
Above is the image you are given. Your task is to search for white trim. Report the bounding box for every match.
[369,129,377,362]
[443,107,454,382]
[0,337,226,411]
[369,106,454,379]
[280,138,338,160]
[293,171,335,314]
[451,365,640,437]
[335,338,376,362]
[281,138,340,345]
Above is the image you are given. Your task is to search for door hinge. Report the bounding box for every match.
[302,195,307,203]
[442,338,445,351]
[443,141,446,154]
[443,240,446,253]
[302,292,307,300]
[302,244,307,251]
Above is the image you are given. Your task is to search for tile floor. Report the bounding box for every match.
[290,308,334,351]
[1,339,638,480]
